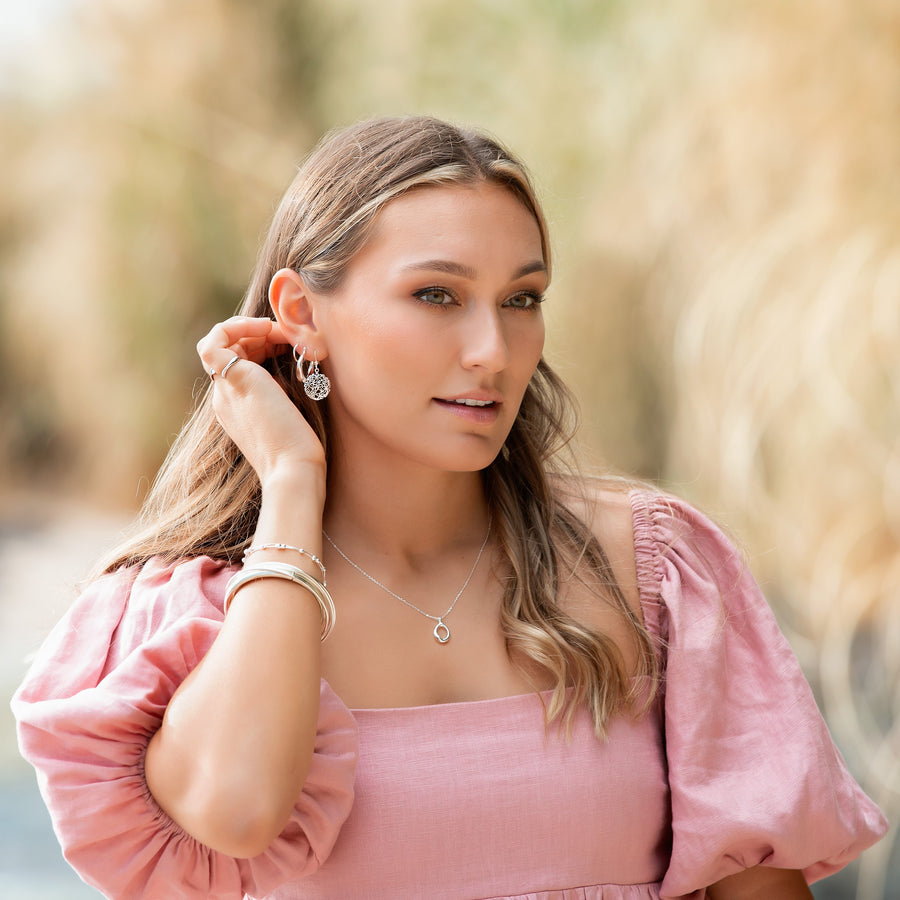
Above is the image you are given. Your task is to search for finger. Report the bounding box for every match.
[220,333,288,369]
[196,317,277,356]
[197,317,280,375]
[219,355,243,379]
[266,321,293,347]
[200,346,245,380]
[206,352,246,382]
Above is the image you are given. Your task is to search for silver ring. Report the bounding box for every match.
[220,355,241,378]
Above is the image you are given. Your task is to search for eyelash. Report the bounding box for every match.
[412,286,545,310]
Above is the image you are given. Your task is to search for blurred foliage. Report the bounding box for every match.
[0,0,897,894]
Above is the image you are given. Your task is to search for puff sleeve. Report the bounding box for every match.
[630,491,888,899]
[11,556,358,900]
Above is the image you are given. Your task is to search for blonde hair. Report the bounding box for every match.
[99,115,657,736]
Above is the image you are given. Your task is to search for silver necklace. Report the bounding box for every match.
[322,516,492,644]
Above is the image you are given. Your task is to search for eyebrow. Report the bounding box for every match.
[400,259,547,281]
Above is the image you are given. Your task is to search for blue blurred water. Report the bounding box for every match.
[0,767,102,898]
[0,499,120,899]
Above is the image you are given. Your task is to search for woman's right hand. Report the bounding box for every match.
[196,316,326,485]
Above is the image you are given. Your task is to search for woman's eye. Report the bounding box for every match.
[504,292,543,309]
[415,288,455,306]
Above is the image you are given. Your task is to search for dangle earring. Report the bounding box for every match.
[293,345,331,401]
[304,351,330,400]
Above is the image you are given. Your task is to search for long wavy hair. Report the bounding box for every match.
[98,115,657,736]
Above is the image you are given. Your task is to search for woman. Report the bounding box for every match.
[12,116,887,899]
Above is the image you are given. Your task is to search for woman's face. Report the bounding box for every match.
[318,182,547,474]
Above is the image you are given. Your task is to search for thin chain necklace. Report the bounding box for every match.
[322,515,492,645]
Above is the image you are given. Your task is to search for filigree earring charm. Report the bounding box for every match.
[303,352,330,400]
[292,345,330,401]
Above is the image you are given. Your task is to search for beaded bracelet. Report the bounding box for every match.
[243,543,326,584]
[224,561,336,641]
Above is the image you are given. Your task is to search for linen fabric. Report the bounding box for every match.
[11,490,888,899]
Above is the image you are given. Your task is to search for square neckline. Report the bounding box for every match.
[346,684,560,715]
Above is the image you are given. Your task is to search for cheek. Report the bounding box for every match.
[533,320,546,357]
[326,303,438,389]
[515,321,545,373]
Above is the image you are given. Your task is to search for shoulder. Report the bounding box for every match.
[40,556,235,676]
[112,556,236,652]
[87,555,235,624]
[554,477,744,616]
[15,555,237,708]
[552,474,645,621]
[627,487,751,596]
[129,555,235,609]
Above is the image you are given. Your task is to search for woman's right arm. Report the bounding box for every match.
[145,317,331,858]
[144,471,326,857]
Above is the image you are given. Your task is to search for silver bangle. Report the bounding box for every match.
[243,543,326,584]
[224,562,336,641]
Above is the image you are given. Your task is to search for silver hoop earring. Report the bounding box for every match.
[303,351,331,401]
[293,345,330,400]
[293,345,307,382]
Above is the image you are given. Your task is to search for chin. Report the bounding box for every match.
[438,444,506,474]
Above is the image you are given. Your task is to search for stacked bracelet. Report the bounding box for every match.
[224,561,336,641]
[243,543,326,584]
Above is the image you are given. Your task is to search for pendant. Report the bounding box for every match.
[433,620,451,644]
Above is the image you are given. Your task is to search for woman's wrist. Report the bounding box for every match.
[259,461,327,508]
[252,463,327,576]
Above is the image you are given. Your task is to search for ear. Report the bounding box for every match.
[269,268,328,359]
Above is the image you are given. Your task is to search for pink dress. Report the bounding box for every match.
[12,491,888,899]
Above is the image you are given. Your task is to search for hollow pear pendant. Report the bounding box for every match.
[433,620,451,643]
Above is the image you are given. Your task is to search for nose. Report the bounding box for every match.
[459,306,511,373]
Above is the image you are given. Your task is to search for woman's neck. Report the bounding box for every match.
[322,450,490,566]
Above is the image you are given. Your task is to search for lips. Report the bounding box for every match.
[436,391,503,406]
[433,395,502,423]
[448,398,495,408]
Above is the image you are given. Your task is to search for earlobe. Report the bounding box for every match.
[269,267,328,359]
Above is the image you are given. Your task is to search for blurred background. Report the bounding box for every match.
[0,0,897,897]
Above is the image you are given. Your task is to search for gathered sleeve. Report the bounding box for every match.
[11,556,358,900]
[630,491,888,899]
